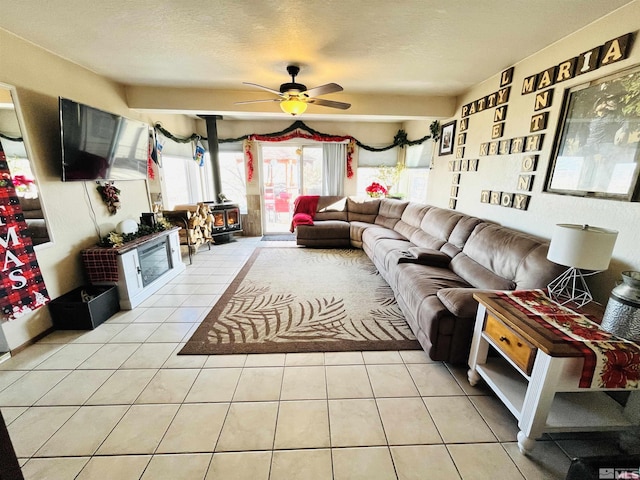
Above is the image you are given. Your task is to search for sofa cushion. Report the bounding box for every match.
[375,198,409,229]
[347,197,381,223]
[349,221,376,248]
[394,263,470,325]
[436,288,498,318]
[448,216,486,249]
[459,223,559,290]
[417,208,463,242]
[296,220,350,240]
[449,253,516,290]
[392,203,430,237]
[375,239,414,273]
[314,196,348,221]
[514,244,565,289]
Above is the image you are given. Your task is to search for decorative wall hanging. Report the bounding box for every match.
[0,145,50,321]
[244,140,254,182]
[96,181,121,215]
[439,121,456,156]
[193,140,205,167]
[545,65,640,201]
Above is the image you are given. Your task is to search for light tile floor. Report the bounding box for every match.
[0,237,636,479]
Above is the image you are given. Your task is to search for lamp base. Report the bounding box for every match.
[547,267,598,308]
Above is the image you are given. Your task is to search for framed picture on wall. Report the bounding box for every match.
[545,65,640,201]
[439,121,456,156]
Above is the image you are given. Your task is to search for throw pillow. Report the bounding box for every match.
[292,213,314,226]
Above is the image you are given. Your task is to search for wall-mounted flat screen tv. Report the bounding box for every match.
[60,98,149,181]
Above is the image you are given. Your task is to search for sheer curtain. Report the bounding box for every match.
[322,143,347,195]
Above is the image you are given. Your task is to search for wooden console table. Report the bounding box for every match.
[468,292,639,455]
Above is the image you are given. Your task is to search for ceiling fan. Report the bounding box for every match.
[235,65,351,115]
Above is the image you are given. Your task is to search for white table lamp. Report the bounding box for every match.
[547,224,618,307]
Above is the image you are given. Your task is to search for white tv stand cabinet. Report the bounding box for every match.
[84,228,186,309]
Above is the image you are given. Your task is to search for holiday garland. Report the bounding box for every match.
[98,219,172,248]
[0,132,23,142]
[154,120,439,182]
[154,119,439,151]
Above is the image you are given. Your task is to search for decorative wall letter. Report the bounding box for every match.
[576,47,601,75]
[500,192,514,207]
[534,90,554,111]
[491,123,505,139]
[522,75,537,94]
[530,112,549,132]
[522,155,539,172]
[513,194,531,210]
[500,67,515,87]
[494,106,508,122]
[517,175,534,191]
[536,67,557,90]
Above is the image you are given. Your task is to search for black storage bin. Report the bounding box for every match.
[49,286,119,330]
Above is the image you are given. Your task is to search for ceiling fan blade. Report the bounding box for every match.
[308,98,351,110]
[242,82,282,96]
[234,99,281,105]
[303,83,343,98]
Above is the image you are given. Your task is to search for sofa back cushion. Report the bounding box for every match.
[453,223,563,290]
[393,203,431,239]
[375,198,409,229]
[449,254,516,290]
[408,207,486,256]
[314,196,348,221]
[347,197,381,223]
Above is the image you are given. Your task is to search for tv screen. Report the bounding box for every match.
[60,98,149,181]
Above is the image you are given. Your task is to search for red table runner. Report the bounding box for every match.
[495,290,640,389]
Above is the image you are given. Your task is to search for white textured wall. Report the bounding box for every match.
[0,29,197,348]
[426,2,640,304]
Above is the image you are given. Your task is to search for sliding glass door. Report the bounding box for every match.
[261,144,322,233]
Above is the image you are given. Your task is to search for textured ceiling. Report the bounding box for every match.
[0,0,635,119]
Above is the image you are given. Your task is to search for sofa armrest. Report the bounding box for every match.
[436,288,508,318]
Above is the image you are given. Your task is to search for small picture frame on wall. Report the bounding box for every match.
[439,121,456,156]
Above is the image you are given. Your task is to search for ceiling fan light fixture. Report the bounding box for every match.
[280,98,307,116]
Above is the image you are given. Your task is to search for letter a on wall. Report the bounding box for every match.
[0,145,49,321]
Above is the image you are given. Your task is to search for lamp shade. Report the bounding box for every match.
[280,98,307,116]
[547,224,618,271]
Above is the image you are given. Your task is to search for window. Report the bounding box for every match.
[161,139,213,209]
[218,142,248,214]
[400,169,430,202]
[356,146,399,196]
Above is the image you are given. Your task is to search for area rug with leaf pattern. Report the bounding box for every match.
[179,247,421,355]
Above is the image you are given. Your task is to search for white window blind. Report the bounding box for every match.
[405,141,433,168]
[357,146,399,167]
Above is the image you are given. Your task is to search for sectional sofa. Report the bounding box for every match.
[293,196,563,363]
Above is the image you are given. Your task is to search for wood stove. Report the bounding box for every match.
[205,202,242,241]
